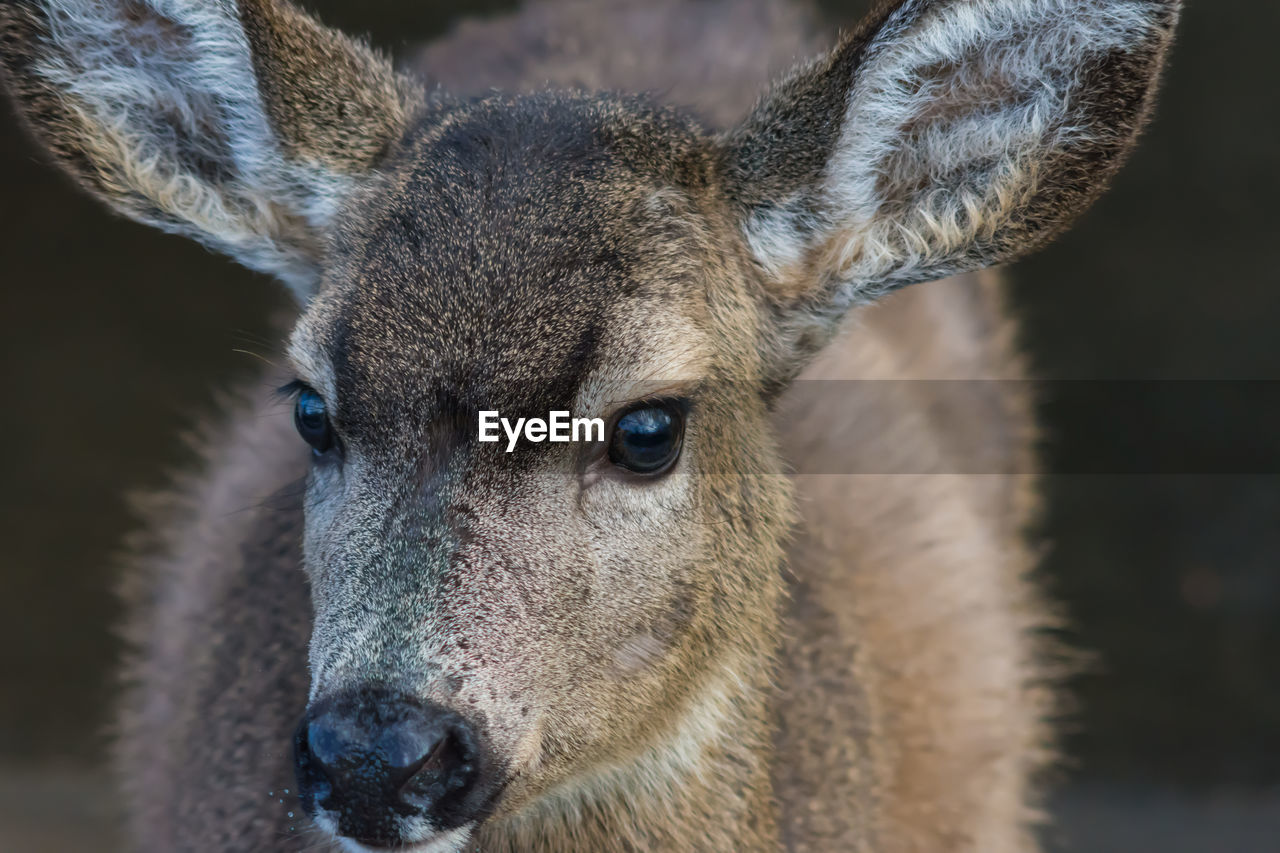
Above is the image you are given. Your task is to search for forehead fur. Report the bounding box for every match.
[295,92,717,437]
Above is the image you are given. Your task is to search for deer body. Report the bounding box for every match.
[0,1,1179,851]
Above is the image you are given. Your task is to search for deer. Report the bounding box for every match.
[0,0,1180,850]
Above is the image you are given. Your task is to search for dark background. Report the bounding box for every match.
[2,0,1277,849]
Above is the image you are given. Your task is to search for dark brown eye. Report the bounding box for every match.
[294,389,335,455]
[608,402,684,474]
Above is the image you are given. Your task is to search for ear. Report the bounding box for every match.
[0,0,421,300]
[720,0,1180,357]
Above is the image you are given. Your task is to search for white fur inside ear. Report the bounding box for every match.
[33,0,351,296]
[748,0,1164,303]
[743,195,817,282]
[829,0,1159,289]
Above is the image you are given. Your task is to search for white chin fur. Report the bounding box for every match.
[336,824,473,853]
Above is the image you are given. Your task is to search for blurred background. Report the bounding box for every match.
[1,0,1277,849]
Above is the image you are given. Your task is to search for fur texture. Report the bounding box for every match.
[0,0,418,296]
[0,1,1181,851]
[724,0,1180,371]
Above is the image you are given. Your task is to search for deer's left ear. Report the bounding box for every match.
[720,0,1180,347]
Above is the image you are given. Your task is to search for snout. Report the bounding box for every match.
[294,687,484,847]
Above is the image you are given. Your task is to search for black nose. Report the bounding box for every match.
[294,687,481,846]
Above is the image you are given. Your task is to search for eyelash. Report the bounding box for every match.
[277,379,309,401]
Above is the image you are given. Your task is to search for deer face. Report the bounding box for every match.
[284,94,791,845]
[1,0,1179,848]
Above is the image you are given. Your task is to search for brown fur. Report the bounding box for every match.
[0,1,1181,851]
[238,0,420,172]
[416,14,1050,847]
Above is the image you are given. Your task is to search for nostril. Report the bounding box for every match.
[306,717,348,770]
[293,716,336,809]
[372,718,452,782]
[399,725,478,809]
[401,727,452,782]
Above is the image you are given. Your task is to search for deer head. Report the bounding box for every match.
[0,0,1179,849]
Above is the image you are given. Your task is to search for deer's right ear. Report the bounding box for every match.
[719,0,1180,369]
[0,0,420,300]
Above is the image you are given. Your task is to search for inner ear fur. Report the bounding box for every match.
[0,0,421,299]
[721,0,1181,318]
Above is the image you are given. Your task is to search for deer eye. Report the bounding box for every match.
[294,389,335,455]
[609,402,684,475]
